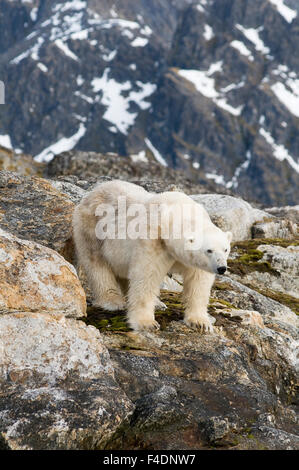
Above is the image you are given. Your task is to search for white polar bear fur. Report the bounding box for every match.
[72,180,232,332]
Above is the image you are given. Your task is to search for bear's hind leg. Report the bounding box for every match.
[73,203,126,311]
[90,257,126,311]
[75,238,125,311]
[182,268,215,333]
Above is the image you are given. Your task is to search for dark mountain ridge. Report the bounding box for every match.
[0,0,298,205]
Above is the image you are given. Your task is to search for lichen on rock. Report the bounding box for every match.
[228,238,299,306]
[0,313,134,450]
[0,228,86,318]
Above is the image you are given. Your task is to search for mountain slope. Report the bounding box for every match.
[0,0,298,205]
[150,0,299,205]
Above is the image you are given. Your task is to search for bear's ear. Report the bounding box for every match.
[226,231,233,242]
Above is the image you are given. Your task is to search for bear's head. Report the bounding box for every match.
[160,199,232,275]
[198,226,232,275]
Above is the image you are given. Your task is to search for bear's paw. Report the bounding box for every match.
[184,314,214,334]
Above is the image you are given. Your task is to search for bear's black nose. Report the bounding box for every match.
[217,266,227,275]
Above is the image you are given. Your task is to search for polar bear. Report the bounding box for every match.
[73,180,232,333]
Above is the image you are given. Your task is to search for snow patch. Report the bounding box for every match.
[74,91,93,103]
[71,30,89,40]
[92,18,140,30]
[55,39,79,61]
[271,80,299,118]
[11,37,44,64]
[0,135,13,149]
[34,123,86,162]
[268,0,297,23]
[53,1,87,13]
[30,7,38,22]
[220,80,245,93]
[91,69,156,134]
[196,0,208,13]
[260,128,299,173]
[76,75,84,86]
[49,6,86,42]
[230,40,254,61]
[196,4,205,13]
[37,62,48,73]
[131,37,148,47]
[205,172,226,186]
[140,25,152,36]
[178,63,243,116]
[130,150,148,163]
[203,24,214,41]
[103,50,117,61]
[236,24,271,56]
[226,150,252,189]
[178,66,219,99]
[145,139,167,167]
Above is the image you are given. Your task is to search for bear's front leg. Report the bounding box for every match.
[127,242,173,331]
[182,268,215,333]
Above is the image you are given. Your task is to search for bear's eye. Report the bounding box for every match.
[207,249,213,253]
[225,249,228,253]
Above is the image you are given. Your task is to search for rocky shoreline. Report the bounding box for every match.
[0,148,298,450]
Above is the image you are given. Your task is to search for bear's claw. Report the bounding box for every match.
[144,320,160,331]
[184,316,214,334]
[129,319,160,332]
[155,299,167,310]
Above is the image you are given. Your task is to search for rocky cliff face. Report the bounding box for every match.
[0,0,298,206]
[153,0,299,206]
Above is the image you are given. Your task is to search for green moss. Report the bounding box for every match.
[209,297,236,309]
[229,238,299,315]
[82,306,129,332]
[156,291,185,329]
[82,291,186,333]
[232,238,299,250]
[238,249,264,262]
[228,239,293,277]
[213,281,232,291]
[245,284,299,315]
[120,344,144,351]
[229,254,279,277]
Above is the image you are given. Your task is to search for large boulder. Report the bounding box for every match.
[0,228,86,318]
[252,218,298,240]
[212,275,298,330]
[47,179,87,205]
[191,194,268,241]
[0,146,44,176]
[191,194,297,241]
[0,171,75,256]
[0,312,134,450]
[232,243,299,298]
[98,308,298,450]
[265,206,299,225]
[227,239,299,307]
